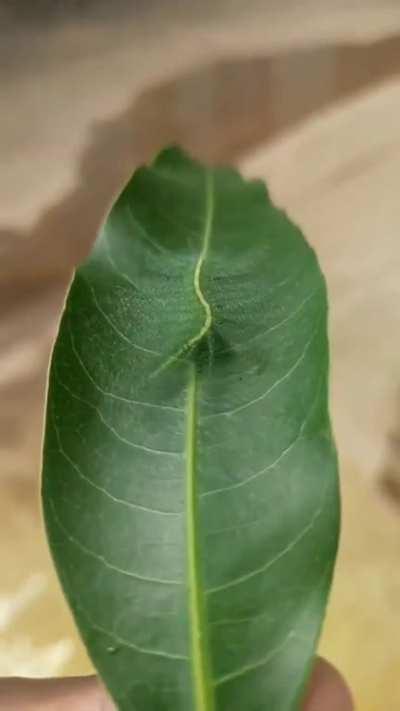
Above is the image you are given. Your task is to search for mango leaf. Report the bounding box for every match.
[42,147,339,711]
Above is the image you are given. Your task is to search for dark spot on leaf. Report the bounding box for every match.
[191,326,234,373]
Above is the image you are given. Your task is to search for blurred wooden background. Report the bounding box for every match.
[1,2,400,708]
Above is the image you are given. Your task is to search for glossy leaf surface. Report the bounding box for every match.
[42,148,339,711]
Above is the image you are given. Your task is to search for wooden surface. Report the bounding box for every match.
[1,5,400,707]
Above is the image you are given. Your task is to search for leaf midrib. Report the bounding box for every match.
[186,170,215,711]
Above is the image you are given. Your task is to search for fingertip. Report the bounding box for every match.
[73,677,115,710]
[303,657,353,711]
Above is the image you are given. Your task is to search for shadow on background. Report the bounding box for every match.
[2,33,400,287]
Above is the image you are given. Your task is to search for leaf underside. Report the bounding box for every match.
[42,147,339,711]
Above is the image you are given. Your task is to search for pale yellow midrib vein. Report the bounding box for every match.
[186,170,215,711]
[191,171,213,346]
[149,173,214,380]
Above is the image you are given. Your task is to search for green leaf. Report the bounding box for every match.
[42,147,339,711]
